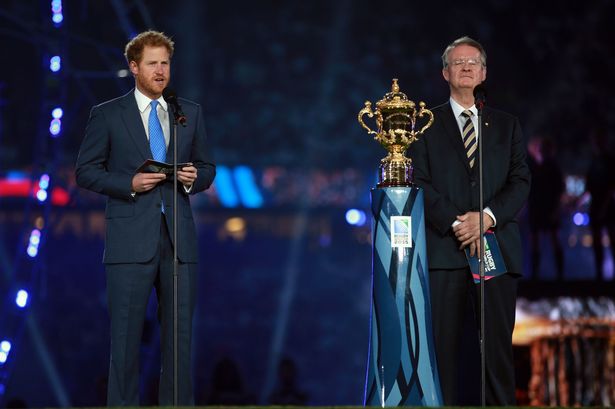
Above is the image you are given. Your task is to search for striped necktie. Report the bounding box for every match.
[149,100,166,162]
[461,110,477,168]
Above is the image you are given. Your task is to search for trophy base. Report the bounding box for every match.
[377,161,414,188]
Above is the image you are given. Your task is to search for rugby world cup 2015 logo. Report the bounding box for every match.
[390,216,412,248]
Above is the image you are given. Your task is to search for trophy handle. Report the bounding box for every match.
[416,104,434,135]
[358,101,380,135]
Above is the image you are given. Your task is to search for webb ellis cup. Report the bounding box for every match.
[359,79,443,406]
[358,79,433,186]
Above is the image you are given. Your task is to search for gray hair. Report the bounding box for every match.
[441,36,487,68]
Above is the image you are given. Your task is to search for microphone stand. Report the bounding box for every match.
[169,104,186,406]
[476,96,486,407]
[170,108,179,407]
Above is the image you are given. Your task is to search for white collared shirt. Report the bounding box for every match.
[448,97,497,227]
[134,87,170,148]
[132,87,193,194]
[449,97,479,139]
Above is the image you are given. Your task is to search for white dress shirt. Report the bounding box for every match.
[134,87,170,148]
[449,97,497,227]
[133,88,192,193]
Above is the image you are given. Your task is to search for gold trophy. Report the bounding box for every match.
[358,79,434,187]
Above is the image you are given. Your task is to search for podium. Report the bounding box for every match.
[364,186,442,406]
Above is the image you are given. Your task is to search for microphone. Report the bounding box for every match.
[473,83,487,111]
[162,87,187,126]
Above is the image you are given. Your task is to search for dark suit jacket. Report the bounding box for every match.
[76,90,216,264]
[409,102,530,274]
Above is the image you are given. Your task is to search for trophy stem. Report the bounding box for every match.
[377,158,414,187]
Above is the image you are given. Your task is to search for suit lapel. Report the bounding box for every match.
[119,91,152,162]
[441,103,473,175]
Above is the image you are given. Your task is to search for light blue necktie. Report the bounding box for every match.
[148,100,166,161]
[148,100,166,212]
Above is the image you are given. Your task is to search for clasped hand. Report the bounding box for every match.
[131,165,198,193]
[452,211,494,257]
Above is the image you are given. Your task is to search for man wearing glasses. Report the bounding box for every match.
[410,36,530,405]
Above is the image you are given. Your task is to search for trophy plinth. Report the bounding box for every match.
[358,79,433,187]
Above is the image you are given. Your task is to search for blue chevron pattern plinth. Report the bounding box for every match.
[364,186,442,407]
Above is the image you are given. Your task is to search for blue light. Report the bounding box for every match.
[39,174,50,190]
[346,209,367,226]
[16,290,29,308]
[52,13,63,24]
[29,229,41,242]
[49,55,61,72]
[214,166,240,208]
[51,0,63,25]
[51,0,62,12]
[6,171,27,181]
[51,107,63,119]
[572,212,590,226]
[233,166,263,208]
[27,229,41,257]
[27,245,38,258]
[0,340,10,363]
[36,189,48,202]
[49,118,62,136]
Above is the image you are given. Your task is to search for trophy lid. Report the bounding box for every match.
[375,79,416,111]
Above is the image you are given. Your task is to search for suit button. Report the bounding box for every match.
[471,181,477,187]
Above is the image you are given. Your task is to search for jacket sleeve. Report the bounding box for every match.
[484,117,531,225]
[75,105,134,200]
[187,105,216,194]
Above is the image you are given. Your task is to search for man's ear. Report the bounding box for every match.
[442,68,450,83]
[129,61,138,76]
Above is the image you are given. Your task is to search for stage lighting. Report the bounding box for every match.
[234,166,263,208]
[27,229,41,258]
[49,118,62,136]
[214,166,239,208]
[572,212,589,227]
[49,56,61,72]
[39,174,50,190]
[52,13,63,24]
[36,189,48,202]
[51,107,63,119]
[51,0,63,25]
[0,341,10,364]
[345,209,366,226]
[16,290,28,308]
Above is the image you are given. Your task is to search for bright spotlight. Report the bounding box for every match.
[49,118,62,136]
[345,209,366,226]
[572,212,589,227]
[36,189,48,202]
[51,107,63,119]
[52,13,63,24]
[16,290,29,308]
[49,55,61,72]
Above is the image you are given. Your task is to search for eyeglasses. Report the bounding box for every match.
[449,58,483,68]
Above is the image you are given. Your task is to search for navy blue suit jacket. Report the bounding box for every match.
[409,102,530,274]
[76,90,216,264]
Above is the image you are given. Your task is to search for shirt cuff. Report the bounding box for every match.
[484,207,496,227]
